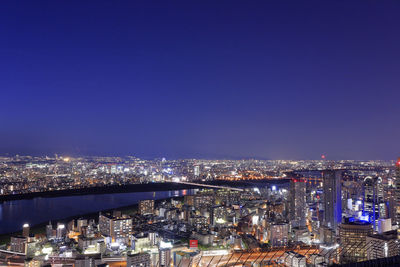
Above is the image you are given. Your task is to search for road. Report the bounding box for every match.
[172,181,244,191]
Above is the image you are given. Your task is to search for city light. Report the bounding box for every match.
[0,0,398,266]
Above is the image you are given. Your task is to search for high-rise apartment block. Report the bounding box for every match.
[323,170,342,230]
[99,213,133,240]
[289,178,307,228]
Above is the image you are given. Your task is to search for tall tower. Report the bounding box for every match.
[363,176,384,229]
[289,178,307,228]
[323,170,342,230]
[22,223,30,238]
[395,158,400,224]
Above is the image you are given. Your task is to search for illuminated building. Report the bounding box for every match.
[139,200,155,215]
[77,218,88,233]
[10,236,27,253]
[190,216,209,231]
[99,213,133,240]
[395,158,400,224]
[22,223,30,238]
[309,254,325,266]
[194,165,200,178]
[46,221,53,239]
[377,218,392,234]
[210,206,227,226]
[149,232,158,246]
[283,251,306,267]
[323,170,342,230]
[363,176,384,229]
[289,178,307,227]
[193,192,214,209]
[159,248,171,267]
[339,221,373,263]
[216,189,240,205]
[269,223,289,247]
[56,224,66,239]
[127,253,151,267]
[366,230,399,260]
[78,237,105,254]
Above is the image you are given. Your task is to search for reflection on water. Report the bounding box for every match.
[0,189,194,235]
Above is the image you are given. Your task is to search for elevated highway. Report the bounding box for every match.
[172,181,244,191]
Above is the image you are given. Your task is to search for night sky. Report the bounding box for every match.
[1,1,399,160]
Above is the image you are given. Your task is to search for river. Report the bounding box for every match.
[0,189,195,235]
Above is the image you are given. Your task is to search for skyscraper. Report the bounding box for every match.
[289,178,307,228]
[363,176,384,229]
[194,165,200,178]
[46,221,53,239]
[323,170,342,230]
[395,158,400,225]
[99,213,133,241]
[22,223,30,238]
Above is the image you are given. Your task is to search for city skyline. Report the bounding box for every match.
[1,1,400,160]
[2,1,400,266]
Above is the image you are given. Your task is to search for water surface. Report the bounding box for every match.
[0,189,194,234]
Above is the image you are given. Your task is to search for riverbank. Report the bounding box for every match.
[0,179,290,244]
[0,195,185,246]
[0,182,197,202]
[0,179,289,202]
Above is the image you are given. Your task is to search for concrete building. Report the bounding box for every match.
[269,223,289,247]
[77,218,88,233]
[159,248,171,267]
[366,230,400,260]
[283,251,306,267]
[377,218,392,234]
[289,178,307,228]
[46,221,53,240]
[323,170,342,230]
[363,176,385,229]
[99,213,133,241]
[339,221,373,263]
[139,200,155,215]
[56,223,66,239]
[395,158,400,224]
[22,224,30,238]
[127,253,151,267]
[10,236,27,253]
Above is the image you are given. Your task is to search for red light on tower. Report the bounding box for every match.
[396,158,400,167]
[321,154,326,159]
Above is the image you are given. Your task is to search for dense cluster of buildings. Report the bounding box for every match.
[0,155,393,196]
[0,157,400,266]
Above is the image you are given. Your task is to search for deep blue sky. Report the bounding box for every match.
[1,1,399,160]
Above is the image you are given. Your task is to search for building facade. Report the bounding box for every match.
[139,200,155,215]
[127,253,151,267]
[289,178,307,228]
[339,221,373,263]
[323,170,342,230]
